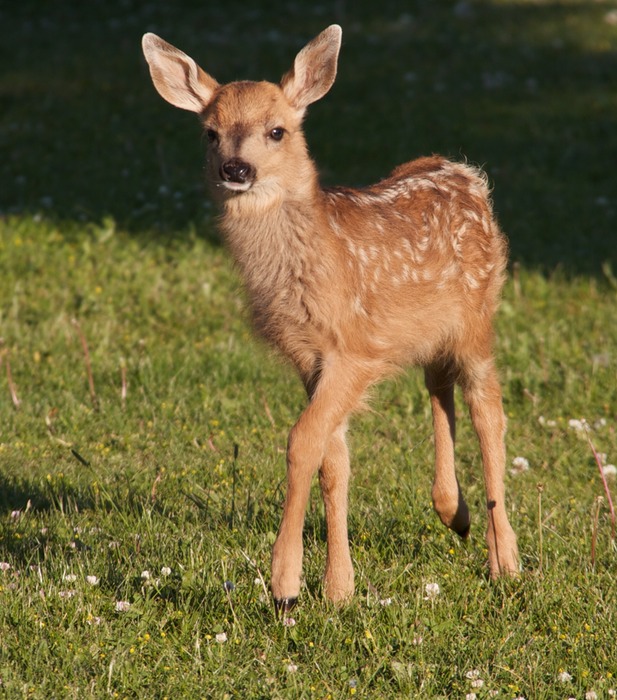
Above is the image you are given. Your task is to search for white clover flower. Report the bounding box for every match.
[424,582,440,600]
[466,693,477,700]
[115,600,131,612]
[585,692,598,700]
[558,671,573,683]
[86,575,99,586]
[161,566,172,576]
[141,570,151,580]
[510,456,530,475]
[379,597,392,607]
[465,670,481,680]
[59,590,76,599]
[215,632,227,643]
[568,418,588,433]
[282,617,296,627]
[602,464,617,478]
[471,679,484,689]
[62,573,77,582]
[286,663,298,673]
[0,562,11,572]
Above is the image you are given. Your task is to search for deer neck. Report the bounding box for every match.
[218,160,323,268]
[216,165,334,326]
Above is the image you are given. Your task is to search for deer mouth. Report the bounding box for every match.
[220,180,253,193]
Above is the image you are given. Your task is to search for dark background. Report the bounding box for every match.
[1,0,616,274]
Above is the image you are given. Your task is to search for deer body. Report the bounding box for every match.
[142,25,519,610]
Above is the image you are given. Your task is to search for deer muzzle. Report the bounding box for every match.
[219,158,255,191]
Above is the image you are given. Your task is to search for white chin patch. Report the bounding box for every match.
[221,180,253,193]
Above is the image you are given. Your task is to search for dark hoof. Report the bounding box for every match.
[274,597,298,615]
[451,509,471,539]
[457,523,471,540]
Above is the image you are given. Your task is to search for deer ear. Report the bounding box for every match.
[280,25,342,114]
[142,33,219,113]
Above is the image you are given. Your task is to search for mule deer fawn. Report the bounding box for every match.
[142,25,519,611]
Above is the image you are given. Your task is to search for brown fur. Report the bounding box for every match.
[142,25,519,608]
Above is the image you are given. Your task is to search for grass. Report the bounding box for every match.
[1,1,616,698]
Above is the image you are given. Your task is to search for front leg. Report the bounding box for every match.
[319,423,354,603]
[270,414,314,611]
[271,358,370,610]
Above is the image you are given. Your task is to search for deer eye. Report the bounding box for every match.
[206,128,219,144]
[269,127,285,142]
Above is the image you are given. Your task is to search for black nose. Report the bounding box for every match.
[220,158,254,184]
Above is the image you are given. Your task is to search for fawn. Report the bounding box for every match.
[142,25,519,611]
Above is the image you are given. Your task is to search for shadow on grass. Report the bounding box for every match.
[0,473,54,515]
[1,0,616,274]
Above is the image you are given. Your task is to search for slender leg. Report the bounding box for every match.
[271,359,369,609]
[319,422,354,603]
[461,357,519,578]
[425,362,470,537]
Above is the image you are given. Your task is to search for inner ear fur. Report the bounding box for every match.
[142,33,219,113]
[280,25,342,114]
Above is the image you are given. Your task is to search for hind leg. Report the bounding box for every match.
[460,356,519,577]
[425,362,470,537]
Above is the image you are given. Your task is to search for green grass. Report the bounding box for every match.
[1,1,617,698]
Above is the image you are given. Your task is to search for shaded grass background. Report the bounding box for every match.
[2,0,617,271]
[1,1,616,698]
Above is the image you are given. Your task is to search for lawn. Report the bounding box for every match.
[1,1,616,698]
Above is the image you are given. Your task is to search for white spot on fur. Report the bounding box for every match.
[352,295,367,316]
[329,214,342,236]
[464,271,480,289]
